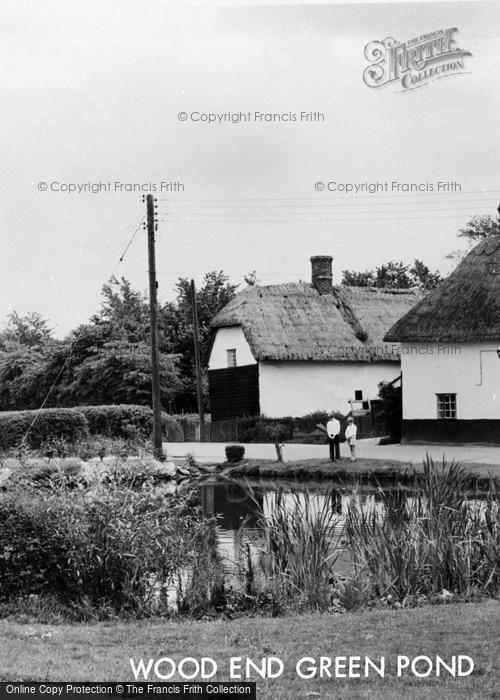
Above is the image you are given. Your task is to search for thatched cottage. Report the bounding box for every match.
[207,256,420,420]
[385,234,500,443]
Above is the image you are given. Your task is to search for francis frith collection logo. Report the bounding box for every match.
[363,28,472,91]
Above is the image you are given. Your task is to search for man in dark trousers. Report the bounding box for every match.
[326,412,341,461]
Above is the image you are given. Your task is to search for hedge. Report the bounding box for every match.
[0,408,88,451]
[0,405,182,450]
[225,411,385,444]
[78,405,182,441]
[236,417,293,443]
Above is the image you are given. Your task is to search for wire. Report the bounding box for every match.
[156,189,499,202]
[157,199,497,210]
[156,213,488,223]
[112,216,146,276]
[19,208,147,448]
[19,331,86,448]
[158,206,489,215]
[66,210,146,290]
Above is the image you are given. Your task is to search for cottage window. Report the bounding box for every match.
[227,348,237,367]
[436,393,457,419]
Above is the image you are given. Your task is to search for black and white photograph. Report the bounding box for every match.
[0,0,499,698]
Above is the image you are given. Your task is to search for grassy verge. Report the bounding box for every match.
[0,601,498,698]
[222,457,499,489]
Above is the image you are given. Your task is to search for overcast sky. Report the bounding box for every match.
[1,0,498,337]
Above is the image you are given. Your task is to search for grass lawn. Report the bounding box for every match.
[223,457,498,488]
[0,601,499,698]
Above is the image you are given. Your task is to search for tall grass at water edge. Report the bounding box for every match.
[344,456,499,599]
[0,455,498,619]
[235,456,499,611]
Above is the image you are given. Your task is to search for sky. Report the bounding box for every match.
[1,0,498,337]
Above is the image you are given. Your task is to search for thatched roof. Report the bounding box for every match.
[385,235,500,343]
[209,283,421,362]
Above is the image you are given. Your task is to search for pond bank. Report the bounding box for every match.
[217,457,500,489]
[167,440,500,477]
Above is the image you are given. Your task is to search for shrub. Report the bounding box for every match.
[0,408,89,451]
[237,417,292,443]
[22,460,83,489]
[293,411,330,434]
[0,483,220,617]
[172,414,204,441]
[225,444,245,462]
[377,381,402,441]
[233,414,332,443]
[171,414,211,425]
[78,405,182,441]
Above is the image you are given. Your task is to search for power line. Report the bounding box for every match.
[155,213,488,224]
[113,216,146,275]
[68,210,146,289]
[158,206,491,216]
[156,189,499,202]
[19,208,148,448]
[157,198,497,210]
[19,329,87,448]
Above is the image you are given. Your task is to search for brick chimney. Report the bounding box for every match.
[310,255,333,295]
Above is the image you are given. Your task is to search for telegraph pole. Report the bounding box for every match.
[146,194,164,459]
[191,279,206,441]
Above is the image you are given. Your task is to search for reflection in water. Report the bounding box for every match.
[200,481,263,529]
[196,479,384,579]
[163,478,493,610]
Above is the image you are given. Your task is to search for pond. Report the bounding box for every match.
[192,476,491,578]
[162,473,496,610]
[195,477,387,577]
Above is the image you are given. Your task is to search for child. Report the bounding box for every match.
[345,417,357,462]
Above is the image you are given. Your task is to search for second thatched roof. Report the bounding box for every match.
[209,283,421,362]
[385,234,500,343]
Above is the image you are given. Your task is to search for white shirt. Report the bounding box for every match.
[326,418,340,439]
[345,423,357,444]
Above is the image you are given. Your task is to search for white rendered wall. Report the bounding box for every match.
[208,326,256,369]
[258,361,399,417]
[401,343,500,419]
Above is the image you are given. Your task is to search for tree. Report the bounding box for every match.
[91,276,149,343]
[244,271,260,286]
[0,271,238,413]
[0,345,45,409]
[409,259,441,290]
[458,214,500,241]
[447,214,500,262]
[0,311,53,350]
[341,270,375,287]
[158,271,238,410]
[342,259,440,290]
[61,344,186,408]
[0,312,58,410]
[374,261,412,288]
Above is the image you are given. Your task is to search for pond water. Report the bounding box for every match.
[192,477,490,577]
[194,478,385,577]
[160,476,493,608]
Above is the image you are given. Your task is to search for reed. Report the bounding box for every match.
[345,456,500,599]
[243,488,343,611]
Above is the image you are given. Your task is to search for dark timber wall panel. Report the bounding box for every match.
[209,364,260,421]
[402,419,500,444]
